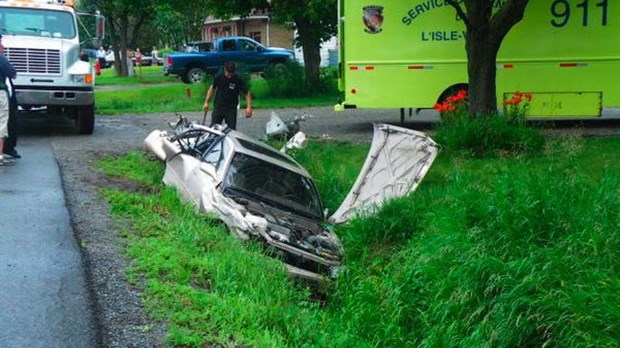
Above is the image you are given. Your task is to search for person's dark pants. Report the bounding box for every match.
[4,94,18,154]
[211,107,238,130]
[98,58,106,69]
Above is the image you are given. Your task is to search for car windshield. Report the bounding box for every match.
[223,153,323,219]
[0,7,76,39]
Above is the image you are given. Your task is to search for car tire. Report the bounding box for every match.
[75,104,95,135]
[185,67,206,84]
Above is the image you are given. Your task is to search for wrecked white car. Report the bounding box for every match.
[145,121,438,283]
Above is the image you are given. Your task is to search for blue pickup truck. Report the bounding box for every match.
[164,36,295,83]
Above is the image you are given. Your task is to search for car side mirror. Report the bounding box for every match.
[199,162,217,179]
[80,52,89,62]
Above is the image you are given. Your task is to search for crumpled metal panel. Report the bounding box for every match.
[329,123,439,224]
[146,131,262,239]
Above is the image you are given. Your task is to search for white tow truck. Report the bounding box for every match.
[0,0,104,134]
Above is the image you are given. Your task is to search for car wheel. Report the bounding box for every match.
[186,67,206,84]
[272,62,288,74]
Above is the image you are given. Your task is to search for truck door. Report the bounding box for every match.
[218,38,242,69]
[237,38,266,72]
[218,38,260,72]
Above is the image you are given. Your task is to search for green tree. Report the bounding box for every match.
[79,0,154,76]
[203,0,337,92]
[153,0,209,50]
[446,0,530,116]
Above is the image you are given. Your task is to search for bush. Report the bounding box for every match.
[262,62,338,97]
[434,91,545,157]
[262,60,306,97]
[318,67,339,94]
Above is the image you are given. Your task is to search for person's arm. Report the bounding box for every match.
[244,91,252,118]
[0,55,16,79]
[203,84,215,112]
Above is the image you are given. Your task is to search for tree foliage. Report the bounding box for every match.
[152,0,210,50]
[79,0,155,76]
[446,0,530,116]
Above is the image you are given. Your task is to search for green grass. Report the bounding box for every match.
[98,136,620,347]
[95,65,178,86]
[94,67,339,114]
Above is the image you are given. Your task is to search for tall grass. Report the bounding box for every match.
[98,136,620,347]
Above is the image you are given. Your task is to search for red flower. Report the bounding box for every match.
[455,90,468,100]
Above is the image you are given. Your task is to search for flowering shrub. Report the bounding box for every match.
[503,91,533,122]
[434,90,468,122]
[434,89,544,157]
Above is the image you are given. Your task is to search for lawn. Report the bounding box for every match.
[95,65,178,85]
[94,65,339,114]
[98,135,620,347]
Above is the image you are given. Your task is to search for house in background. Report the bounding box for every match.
[294,35,338,67]
[202,8,294,49]
[202,9,338,67]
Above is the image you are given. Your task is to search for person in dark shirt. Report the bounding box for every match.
[203,61,252,130]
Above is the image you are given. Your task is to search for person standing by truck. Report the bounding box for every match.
[4,74,19,159]
[0,34,17,166]
[202,61,252,130]
[96,46,107,69]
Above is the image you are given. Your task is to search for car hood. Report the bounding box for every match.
[329,123,439,224]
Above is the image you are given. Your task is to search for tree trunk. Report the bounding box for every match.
[295,17,321,92]
[465,28,500,116]
[117,14,130,77]
[448,0,530,117]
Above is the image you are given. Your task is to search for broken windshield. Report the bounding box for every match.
[223,153,323,219]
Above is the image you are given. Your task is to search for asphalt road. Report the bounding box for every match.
[0,137,97,348]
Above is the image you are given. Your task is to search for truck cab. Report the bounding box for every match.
[0,0,104,134]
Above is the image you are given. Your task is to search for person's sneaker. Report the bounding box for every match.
[3,149,20,159]
[0,156,16,166]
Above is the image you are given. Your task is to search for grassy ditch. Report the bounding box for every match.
[98,136,620,347]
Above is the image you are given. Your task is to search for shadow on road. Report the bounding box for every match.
[16,111,80,136]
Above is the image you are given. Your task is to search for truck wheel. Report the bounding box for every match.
[76,104,95,135]
[437,84,468,105]
[185,67,206,84]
